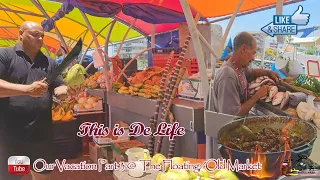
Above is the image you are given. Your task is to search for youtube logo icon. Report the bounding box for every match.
[8,156,30,175]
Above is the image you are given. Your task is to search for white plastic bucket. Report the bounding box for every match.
[275,58,303,79]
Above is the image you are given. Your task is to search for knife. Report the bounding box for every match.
[45,38,83,85]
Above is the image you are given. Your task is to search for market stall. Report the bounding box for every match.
[2,0,320,179]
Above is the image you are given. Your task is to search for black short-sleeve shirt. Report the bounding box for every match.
[0,44,64,142]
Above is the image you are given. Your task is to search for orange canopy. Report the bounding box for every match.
[187,0,295,17]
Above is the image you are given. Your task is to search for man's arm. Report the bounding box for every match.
[0,79,29,97]
[0,49,28,97]
[237,85,269,116]
[236,93,261,116]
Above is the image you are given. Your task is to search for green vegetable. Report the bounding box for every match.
[294,74,320,96]
[64,64,86,86]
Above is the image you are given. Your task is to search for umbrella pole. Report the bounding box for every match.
[104,18,118,69]
[30,0,69,53]
[198,32,219,59]
[115,47,153,82]
[219,0,244,55]
[116,19,137,56]
[179,0,211,159]
[151,24,156,48]
[80,11,111,93]
[80,21,113,65]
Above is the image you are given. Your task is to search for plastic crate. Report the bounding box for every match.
[187,58,199,75]
[152,48,199,76]
[152,48,181,69]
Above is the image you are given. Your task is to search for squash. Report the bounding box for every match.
[61,110,73,121]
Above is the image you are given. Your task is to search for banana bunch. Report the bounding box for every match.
[112,82,124,92]
[118,86,130,95]
[52,100,76,122]
[130,83,160,99]
[113,82,161,99]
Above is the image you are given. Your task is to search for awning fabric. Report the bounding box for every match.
[187,0,297,17]
[0,0,299,54]
[0,0,143,53]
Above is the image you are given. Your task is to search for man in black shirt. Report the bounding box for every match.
[0,21,71,179]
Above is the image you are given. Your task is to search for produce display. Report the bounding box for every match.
[128,66,164,86]
[152,153,238,180]
[73,91,101,111]
[296,98,320,129]
[84,71,108,89]
[294,74,320,96]
[112,82,160,99]
[52,101,76,122]
[63,64,86,87]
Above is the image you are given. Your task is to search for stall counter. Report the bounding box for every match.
[107,91,205,158]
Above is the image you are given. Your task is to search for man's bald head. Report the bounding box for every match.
[231,32,257,69]
[20,21,43,32]
[18,21,44,53]
[233,32,255,51]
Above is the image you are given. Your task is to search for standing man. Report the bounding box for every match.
[0,21,71,180]
[210,32,280,116]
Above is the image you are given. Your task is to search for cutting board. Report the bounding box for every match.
[257,100,298,118]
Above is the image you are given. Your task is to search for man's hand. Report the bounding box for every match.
[268,71,280,84]
[25,78,48,97]
[255,85,270,99]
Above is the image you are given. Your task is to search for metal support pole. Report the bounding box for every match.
[116,19,137,56]
[261,35,267,68]
[219,0,244,56]
[276,0,285,44]
[0,7,44,17]
[179,0,211,159]
[80,11,109,93]
[198,31,219,59]
[151,24,156,48]
[79,21,113,65]
[30,0,69,53]
[116,47,153,82]
[104,18,117,69]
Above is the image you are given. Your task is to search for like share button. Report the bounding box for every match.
[8,156,30,175]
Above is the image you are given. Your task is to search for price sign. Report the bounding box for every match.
[306,60,320,77]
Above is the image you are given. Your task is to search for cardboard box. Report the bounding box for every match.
[93,121,130,145]
[89,142,112,163]
[111,140,146,162]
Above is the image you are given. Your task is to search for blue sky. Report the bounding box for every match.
[214,0,320,40]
